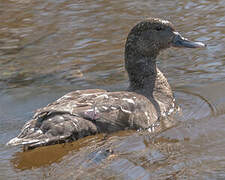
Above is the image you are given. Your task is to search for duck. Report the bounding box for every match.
[7,18,205,149]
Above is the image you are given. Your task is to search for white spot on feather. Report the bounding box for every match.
[36,129,43,134]
[81,93,94,97]
[147,122,159,133]
[160,19,170,24]
[167,108,174,115]
[71,121,78,129]
[148,126,155,133]
[172,102,175,108]
[122,98,135,104]
[21,139,40,145]
[144,112,150,120]
[161,112,166,117]
[64,94,72,98]
[101,106,108,110]
[111,106,117,110]
[85,109,93,112]
[94,107,99,113]
[96,94,109,99]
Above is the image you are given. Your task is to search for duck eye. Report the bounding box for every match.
[156,27,163,31]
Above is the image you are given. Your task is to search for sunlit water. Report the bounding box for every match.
[0,0,225,179]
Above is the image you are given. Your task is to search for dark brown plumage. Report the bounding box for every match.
[7,18,205,149]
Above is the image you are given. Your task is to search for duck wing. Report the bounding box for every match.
[7,89,158,149]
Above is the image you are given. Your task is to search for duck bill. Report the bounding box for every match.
[172,32,206,48]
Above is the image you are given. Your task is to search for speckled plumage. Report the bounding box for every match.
[7,18,205,149]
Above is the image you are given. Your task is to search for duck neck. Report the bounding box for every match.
[124,47,174,104]
[124,42,159,95]
[125,55,157,94]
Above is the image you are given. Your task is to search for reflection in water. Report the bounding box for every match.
[0,0,225,179]
[12,143,72,170]
[11,133,111,170]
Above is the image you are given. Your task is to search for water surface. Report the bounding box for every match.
[0,0,225,179]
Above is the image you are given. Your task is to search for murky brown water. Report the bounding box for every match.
[0,0,225,179]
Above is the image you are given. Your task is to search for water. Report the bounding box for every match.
[0,0,225,179]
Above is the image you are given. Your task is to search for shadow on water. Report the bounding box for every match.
[11,132,129,171]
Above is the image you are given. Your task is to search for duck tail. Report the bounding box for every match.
[6,137,40,147]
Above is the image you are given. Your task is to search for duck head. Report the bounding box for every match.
[125,18,205,61]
